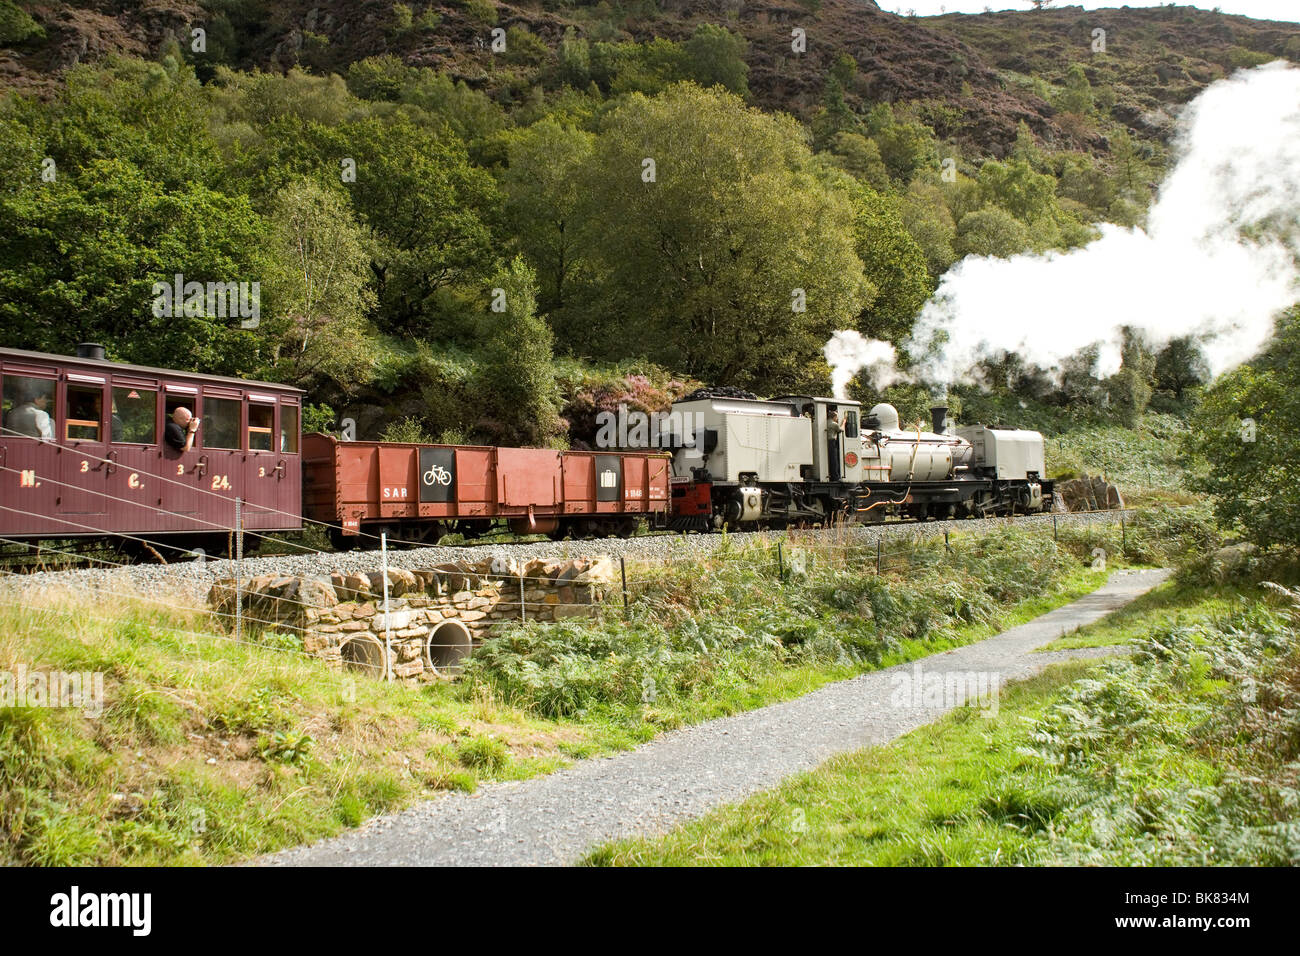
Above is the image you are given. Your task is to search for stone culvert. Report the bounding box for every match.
[208,557,618,680]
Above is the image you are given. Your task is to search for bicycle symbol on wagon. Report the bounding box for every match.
[423,464,452,487]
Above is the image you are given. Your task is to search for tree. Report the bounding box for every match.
[845,183,933,343]
[865,104,938,183]
[1107,326,1156,427]
[1186,308,1300,549]
[954,206,1031,258]
[682,25,749,97]
[501,120,596,317]
[1056,63,1095,116]
[977,158,1057,222]
[899,181,958,280]
[265,180,377,393]
[0,157,271,376]
[577,83,871,391]
[1154,336,1210,404]
[326,116,499,336]
[478,258,566,447]
[826,132,890,191]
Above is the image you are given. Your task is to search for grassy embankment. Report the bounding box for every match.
[587,562,1300,867]
[0,518,1144,866]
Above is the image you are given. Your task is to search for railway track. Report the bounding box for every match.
[0,509,1135,604]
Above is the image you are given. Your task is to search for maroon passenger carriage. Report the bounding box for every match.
[0,344,303,557]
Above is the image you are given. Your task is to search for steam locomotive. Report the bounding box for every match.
[0,347,1050,557]
[664,388,1050,531]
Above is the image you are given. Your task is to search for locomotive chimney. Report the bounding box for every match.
[930,405,948,435]
[75,342,107,362]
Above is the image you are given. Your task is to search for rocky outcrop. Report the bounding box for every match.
[208,556,617,681]
[1056,472,1125,512]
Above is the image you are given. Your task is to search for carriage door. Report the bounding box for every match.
[244,394,278,527]
[160,386,204,528]
[109,380,159,534]
[57,373,109,523]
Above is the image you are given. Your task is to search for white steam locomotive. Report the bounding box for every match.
[664,389,1050,530]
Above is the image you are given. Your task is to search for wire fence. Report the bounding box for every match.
[0,439,1142,687]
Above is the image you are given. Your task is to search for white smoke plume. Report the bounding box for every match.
[823,330,900,398]
[837,62,1300,393]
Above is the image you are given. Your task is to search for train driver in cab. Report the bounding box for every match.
[165,406,199,453]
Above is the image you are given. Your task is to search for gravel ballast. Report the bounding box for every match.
[3,510,1133,605]
[260,567,1170,867]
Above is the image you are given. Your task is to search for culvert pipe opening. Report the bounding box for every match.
[341,634,387,678]
[426,620,473,675]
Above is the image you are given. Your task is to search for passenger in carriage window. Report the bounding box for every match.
[3,381,53,440]
[165,406,199,452]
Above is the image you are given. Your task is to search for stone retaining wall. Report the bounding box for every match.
[208,557,616,681]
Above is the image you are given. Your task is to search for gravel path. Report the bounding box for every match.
[261,567,1169,867]
[3,509,1132,604]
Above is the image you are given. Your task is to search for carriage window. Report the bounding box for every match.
[203,397,241,450]
[844,410,858,438]
[280,404,299,454]
[66,384,103,441]
[248,403,274,451]
[112,387,156,444]
[1,374,55,440]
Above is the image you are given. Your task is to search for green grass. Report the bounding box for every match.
[1037,578,1253,651]
[0,588,592,866]
[584,661,1098,866]
[587,581,1300,867]
[0,521,1169,866]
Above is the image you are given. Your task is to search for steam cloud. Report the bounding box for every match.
[824,330,900,399]
[825,62,1300,395]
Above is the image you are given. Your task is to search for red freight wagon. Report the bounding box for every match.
[303,433,670,546]
[0,344,303,556]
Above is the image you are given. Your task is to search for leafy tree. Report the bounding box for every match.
[1056,63,1095,116]
[899,183,958,280]
[865,104,938,183]
[478,258,566,447]
[954,205,1031,258]
[682,25,749,97]
[577,84,871,390]
[0,157,271,376]
[977,158,1057,222]
[1106,326,1156,427]
[811,74,859,150]
[264,180,377,393]
[1154,335,1210,404]
[844,183,933,342]
[1058,154,1117,216]
[826,132,890,191]
[0,1,44,45]
[1186,308,1300,549]
[501,120,596,316]
[329,116,498,336]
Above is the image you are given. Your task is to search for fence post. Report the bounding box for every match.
[1121,515,1127,552]
[381,531,392,682]
[1053,514,1058,541]
[620,555,629,619]
[234,496,243,646]
[519,569,526,623]
[944,530,950,555]
[875,538,882,575]
[777,541,784,580]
